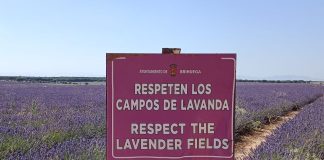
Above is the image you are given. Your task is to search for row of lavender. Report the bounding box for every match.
[235,83,323,138]
[0,81,106,159]
[248,96,324,159]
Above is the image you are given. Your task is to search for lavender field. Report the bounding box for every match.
[235,83,323,139]
[248,97,324,159]
[0,81,323,159]
[0,81,106,159]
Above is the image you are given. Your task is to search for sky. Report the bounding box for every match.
[0,0,324,80]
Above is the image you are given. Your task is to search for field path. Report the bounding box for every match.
[234,110,299,160]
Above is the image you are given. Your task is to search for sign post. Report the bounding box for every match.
[107,53,236,159]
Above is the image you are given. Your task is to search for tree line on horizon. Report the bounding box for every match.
[0,76,313,84]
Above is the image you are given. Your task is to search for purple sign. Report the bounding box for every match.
[107,54,236,159]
